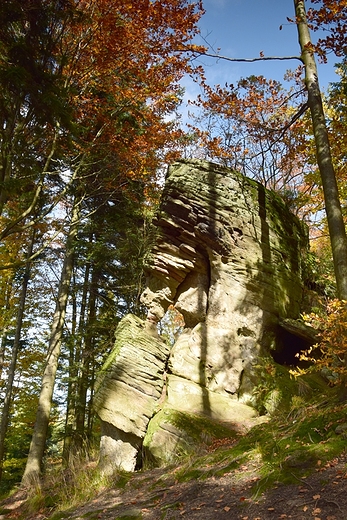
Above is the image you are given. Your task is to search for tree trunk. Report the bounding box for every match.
[0,279,13,379]
[294,0,347,300]
[62,260,90,465]
[0,230,35,481]
[21,199,80,487]
[61,267,78,466]
[86,358,96,440]
[74,263,98,452]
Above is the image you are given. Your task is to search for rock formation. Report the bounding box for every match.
[93,315,171,473]
[94,159,309,473]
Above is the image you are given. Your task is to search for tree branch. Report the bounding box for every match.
[191,50,302,63]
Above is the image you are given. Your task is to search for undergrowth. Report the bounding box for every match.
[3,371,347,519]
[9,458,132,520]
[171,385,347,498]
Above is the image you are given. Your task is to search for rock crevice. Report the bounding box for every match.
[94,159,309,472]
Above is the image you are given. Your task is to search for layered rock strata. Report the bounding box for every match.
[94,159,309,472]
[93,315,170,472]
[142,159,308,399]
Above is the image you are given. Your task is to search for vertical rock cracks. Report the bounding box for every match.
[94,159,309,473]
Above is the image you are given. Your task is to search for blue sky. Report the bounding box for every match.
[181,0,340,114]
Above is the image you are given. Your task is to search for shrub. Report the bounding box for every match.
[292,299,347,390]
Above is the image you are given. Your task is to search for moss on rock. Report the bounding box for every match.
[142,407,240,468]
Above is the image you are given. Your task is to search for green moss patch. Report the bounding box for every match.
[170,386,347,497]
[143,407,240,468]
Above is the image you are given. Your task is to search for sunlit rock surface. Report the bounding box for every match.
[95,159,308,472]
[93,314,170,472]
[142,159,308,399]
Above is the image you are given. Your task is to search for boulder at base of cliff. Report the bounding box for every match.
[142,407,243,468]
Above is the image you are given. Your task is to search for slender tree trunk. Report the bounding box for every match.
[0,280,13,379]
[86,359,96,439]
[0,332,7,379]
[0,230,35,481]
[74,263,98,452]
[294,0,347,300]
[21,198,81,487]
[62,268,78,466]
[62,260,90,465]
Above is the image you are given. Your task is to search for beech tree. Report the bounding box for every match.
[21,194,80,486]
[187,0,347,299]
[0,230,35,482]
[188,74,311,204]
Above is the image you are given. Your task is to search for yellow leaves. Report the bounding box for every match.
[189,43,207,54]
[292,299,347,384]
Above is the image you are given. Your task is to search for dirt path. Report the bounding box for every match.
[68,454,347,520]
[3,452,345,520]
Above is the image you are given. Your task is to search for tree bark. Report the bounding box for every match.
[21,198,80,487]
[61,267,78,466]
[294,0,347,300]
[0,279,13,379]
[74,262,98,452]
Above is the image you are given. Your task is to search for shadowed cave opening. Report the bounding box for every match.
[271,325,315,367]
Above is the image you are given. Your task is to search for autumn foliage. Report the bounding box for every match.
[188,73,317,216]
[294,300,347,388]
[64,0,204,178]
[308,0,347,61]
[0,0,205,252]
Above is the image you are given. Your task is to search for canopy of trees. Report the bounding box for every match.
[1,0,347,494]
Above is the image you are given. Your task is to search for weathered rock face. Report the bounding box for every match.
[94,159,309,473]
[142,160,308,399]
[93,315,170,472]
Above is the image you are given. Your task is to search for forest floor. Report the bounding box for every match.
[2,381,347,520]
[1,441,347,520]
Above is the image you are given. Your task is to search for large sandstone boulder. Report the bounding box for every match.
[142,407,248,467]
[95,159,309,472]
[141,159,308,400]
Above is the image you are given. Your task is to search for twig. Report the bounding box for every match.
[191,50,302,63]
[289,472,314,489]
[318,496,343,513]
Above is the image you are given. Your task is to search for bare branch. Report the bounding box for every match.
[191,50,302,63]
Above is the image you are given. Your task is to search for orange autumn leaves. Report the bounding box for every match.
[308,0,347,61]
[189,74,314,215]
[61,0,204,182]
